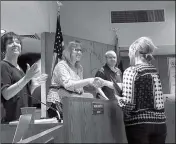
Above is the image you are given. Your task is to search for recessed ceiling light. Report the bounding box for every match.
[1,29,6,34]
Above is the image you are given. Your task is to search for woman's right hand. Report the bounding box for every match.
[25,63,40,82]
[93,77,106,88]
[88,77,104,88]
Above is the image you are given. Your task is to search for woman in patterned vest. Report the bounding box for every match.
[95,37,167,144]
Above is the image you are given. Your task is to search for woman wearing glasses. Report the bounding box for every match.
[47,41,96,119]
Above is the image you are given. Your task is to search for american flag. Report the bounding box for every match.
[53,15,64,60]
[51,14,64,75]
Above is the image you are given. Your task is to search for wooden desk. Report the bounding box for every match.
[1,97,174,143]
[1,97,126,143]
[62,97,175,143]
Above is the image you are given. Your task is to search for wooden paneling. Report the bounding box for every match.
[43,33,117,79]
[1,99,175,143]
[63,97,127,143]
[1,124,62,143]
[80,39,93,78]
[62,97,175,143]
[90,42,107,77]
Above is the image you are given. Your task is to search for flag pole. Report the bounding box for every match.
[111,28,120,64]
[111,28,124,73]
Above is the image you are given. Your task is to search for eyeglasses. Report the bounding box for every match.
[73,48,82,53]
[6,38,21,45]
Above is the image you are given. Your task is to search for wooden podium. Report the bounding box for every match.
[62,97,127,143]
[1,97,175,143]
[62,97,175,143]
[1,97,127,143]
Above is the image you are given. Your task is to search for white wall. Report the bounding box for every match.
[1,1,175,54]
[1,1,58,34]
[1,1,58,54]
[60,1,175,48]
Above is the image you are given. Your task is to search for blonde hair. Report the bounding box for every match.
[129,37,157,62]
[62,40,82,69]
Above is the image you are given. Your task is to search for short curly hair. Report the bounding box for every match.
[1,32,22,54]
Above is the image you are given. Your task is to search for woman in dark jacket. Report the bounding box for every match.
[1,32,47,122]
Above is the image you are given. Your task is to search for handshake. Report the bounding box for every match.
[88,77,107,88]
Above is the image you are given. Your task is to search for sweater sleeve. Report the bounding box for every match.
[117,67,136,113]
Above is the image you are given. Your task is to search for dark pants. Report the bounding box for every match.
[125,123,167,144]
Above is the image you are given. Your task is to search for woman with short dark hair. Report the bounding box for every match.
[1,32,47,122]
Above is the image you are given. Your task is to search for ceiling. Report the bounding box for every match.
[1,1,52,35]
[1,1,175,55]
